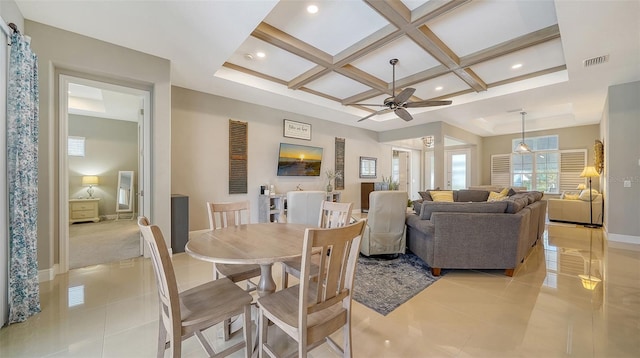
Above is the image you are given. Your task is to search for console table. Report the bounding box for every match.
[69,198,100,224]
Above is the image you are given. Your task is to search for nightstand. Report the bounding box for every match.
[69,198,100,224]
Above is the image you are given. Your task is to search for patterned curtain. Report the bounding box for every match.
[7,31,40,323]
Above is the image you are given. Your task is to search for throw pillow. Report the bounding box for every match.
[487,191,507,202]
[507,188,517,196]
[564,193,580,200]
[418,191,432,201]
[579,189,598,201]
[430,190,454,202]
[499,187,510,196]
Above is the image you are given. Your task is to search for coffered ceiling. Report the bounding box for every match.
[15,0,640,139]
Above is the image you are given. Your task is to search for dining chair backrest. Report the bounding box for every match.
[207,201,250,230]
[137,217,180,349]
[298,219,366,341]
[318,200,353,228]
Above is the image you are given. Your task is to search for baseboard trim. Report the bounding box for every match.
[38,264,58,282]
[607,232,640,245]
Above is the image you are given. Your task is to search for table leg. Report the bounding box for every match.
[257,263,276,297]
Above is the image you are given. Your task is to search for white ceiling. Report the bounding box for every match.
[16,0,640,139]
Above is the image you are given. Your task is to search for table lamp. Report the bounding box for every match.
[82,175,99,198]
[579,166,599,228]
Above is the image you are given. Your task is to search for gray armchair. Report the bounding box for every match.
[360,190,408,256]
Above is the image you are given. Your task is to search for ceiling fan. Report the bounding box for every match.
[355,59,452,122]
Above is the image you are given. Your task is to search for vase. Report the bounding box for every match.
[326,183,333,192]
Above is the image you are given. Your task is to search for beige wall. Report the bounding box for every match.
[25,20,171,270]
[171,86,398,231]
[480,125,601,187]
[68,115,138,216]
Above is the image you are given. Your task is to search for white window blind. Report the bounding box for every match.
[491,149,586,193]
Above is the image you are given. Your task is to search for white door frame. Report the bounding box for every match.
[58,75,151,273]
[444,148,471,190]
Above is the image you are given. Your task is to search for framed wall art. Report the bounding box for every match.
[283,119,311,140]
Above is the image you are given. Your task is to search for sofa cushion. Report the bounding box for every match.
[505,197,529,213]
[456,189,490,202]
[430,190,454,202]
[412,200,423,215]
[420,201,508,220]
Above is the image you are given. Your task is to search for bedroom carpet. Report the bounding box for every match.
[69,219,141,269]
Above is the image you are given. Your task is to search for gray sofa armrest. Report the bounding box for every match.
[430,211,529,270]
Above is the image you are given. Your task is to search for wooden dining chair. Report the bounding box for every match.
[138,216,252,358]
[207,200,262,340]
[257,219,366,358]
[280,200,353,288]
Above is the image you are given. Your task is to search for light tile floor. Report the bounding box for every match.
[1,223,638,357]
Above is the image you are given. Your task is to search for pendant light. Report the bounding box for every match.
[514,111,532,153]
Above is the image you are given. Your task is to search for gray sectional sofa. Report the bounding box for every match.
[405,189,546,276]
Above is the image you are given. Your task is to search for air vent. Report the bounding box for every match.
[583,55,609,67]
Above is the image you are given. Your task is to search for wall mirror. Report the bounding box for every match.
[359,156,377,179]
[116,170,134,219]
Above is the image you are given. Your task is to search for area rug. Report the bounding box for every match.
[353,253,441,316]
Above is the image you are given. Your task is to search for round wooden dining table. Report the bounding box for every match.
[185,223,309,297]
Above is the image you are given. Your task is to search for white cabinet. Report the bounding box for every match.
[258,194,286,223]
[69,198,100,224]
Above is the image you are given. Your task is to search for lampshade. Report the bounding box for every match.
[579,166,600,178]
[576,183,587,190]
[82,175,99,186]
[514,141,532,153]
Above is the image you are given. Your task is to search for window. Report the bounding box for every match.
[511,135,559,193]
[68,136,85,157]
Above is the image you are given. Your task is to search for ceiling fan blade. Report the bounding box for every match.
[395,107,413,121]
[352,103,388,107]
[358,108,392,122]
[393,88,415,105]
[405,99,453,108]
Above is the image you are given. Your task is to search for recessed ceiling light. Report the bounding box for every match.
[512,63,523,69]
[244,53,254,61]
[435,86,443,91]
[256,52,266,58]
[307,5,318,14]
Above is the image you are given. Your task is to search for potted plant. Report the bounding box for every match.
[325,169,341,192]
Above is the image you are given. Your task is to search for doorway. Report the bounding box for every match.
[445,149,470,190]
[392,149,411,193]
[59,75,151,272]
